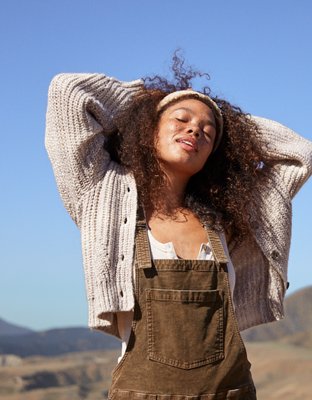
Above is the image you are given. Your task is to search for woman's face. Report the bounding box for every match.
[155,98,216,180]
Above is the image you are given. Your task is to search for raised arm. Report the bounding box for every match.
[252,115,312,199]
[45,73,143,226]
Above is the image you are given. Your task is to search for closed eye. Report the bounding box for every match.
[203,125,216,140]
[176,117,187,122]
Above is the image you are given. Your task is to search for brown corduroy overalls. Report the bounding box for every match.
[109,213,257,400]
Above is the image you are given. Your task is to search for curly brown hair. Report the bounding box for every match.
[108,53,272,244]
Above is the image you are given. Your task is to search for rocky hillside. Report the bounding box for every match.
[0,349,117,399]
[242,286,312,347]
[1,344,312,400]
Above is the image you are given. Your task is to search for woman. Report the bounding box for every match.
[45,56,312,399]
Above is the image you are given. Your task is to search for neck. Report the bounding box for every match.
[150,171,190,217]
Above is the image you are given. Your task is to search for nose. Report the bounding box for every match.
[186,125,201,138]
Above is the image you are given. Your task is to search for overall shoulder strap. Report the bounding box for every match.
[135,204,153,269]
[204,227,228,265]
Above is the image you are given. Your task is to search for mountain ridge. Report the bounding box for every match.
[1,286,311,357]
[0,317,34,336]
[0,326,120,357]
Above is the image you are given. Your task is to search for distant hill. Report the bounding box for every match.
[0,318,34,336]
[1,286,311,357]
[0,327,120,357]
[242,286,312,347]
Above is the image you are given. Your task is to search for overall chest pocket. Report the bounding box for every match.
[145,289,224,370]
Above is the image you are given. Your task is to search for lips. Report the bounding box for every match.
[176,136,198,152]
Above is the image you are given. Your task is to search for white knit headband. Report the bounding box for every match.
[157,90,223,152]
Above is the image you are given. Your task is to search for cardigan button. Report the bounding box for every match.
[124,217,127,224]
[120,290,124,297]
[127,187,130,192]
[121,254,125,261]
[271,250,280,261]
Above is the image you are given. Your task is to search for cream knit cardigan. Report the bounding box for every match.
[45,73,312,336]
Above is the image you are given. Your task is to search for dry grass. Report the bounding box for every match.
[246,342,312,400]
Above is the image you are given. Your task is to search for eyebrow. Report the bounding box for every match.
[170,107,216,128]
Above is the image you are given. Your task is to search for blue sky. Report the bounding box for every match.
[0,0,311,331]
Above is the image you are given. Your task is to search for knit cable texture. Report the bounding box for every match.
[45,73,312,334]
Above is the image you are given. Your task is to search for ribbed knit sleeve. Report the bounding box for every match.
[252,116,312,199]
[232,116,312,331]
[45,73,143,226]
